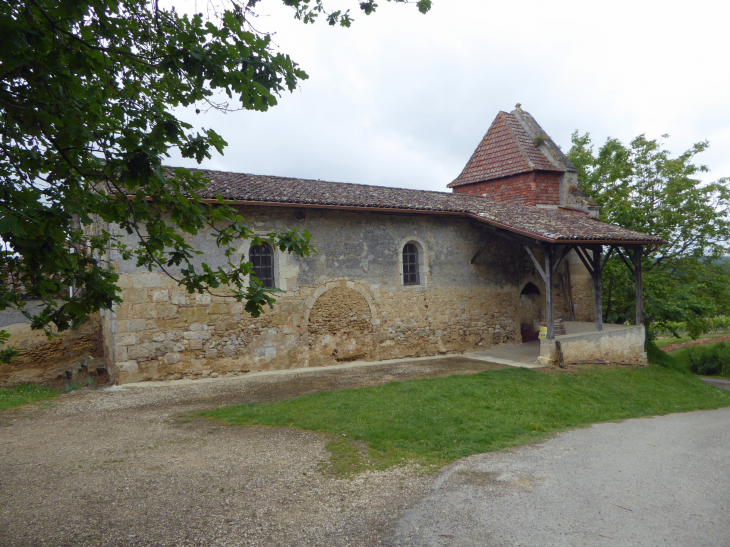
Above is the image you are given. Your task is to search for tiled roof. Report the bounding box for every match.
[448,111,563,188]
[512,108,577,172]
[170,167,663,244]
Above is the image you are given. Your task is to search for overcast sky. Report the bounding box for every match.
[167,0,730,193]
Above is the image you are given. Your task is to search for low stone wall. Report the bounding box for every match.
[538,326,647,365]
[0,314,105,387]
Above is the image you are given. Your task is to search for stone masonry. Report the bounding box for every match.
[102,206,594,384]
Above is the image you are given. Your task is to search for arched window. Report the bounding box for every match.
[402,243,420,286]
[250,243,275,288]
[520,282,540,296]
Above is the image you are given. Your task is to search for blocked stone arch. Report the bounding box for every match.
[303,281,380,334]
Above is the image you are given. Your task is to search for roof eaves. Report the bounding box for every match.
[195,196,665,246]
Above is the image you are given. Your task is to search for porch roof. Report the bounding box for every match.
[169,167,664,245]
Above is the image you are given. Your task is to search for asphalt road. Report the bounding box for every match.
[702,377,730,392]
[388,407,730,547]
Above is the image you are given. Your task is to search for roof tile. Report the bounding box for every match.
[169,167,663,244]
[449,111,562,188]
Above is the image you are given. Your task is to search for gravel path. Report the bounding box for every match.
[0,357,504,547]
[4,358,728,546]
[387,407,730,547]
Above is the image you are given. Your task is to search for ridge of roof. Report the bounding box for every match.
[448,110,562,189]
[164,165,477,201]
[511,107,576,172]
[504,111,537,172]
[163,166,664,245]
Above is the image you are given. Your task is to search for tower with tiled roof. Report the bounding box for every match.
[450,105,598,216]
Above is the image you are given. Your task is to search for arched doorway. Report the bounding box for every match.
[519,282,543,342]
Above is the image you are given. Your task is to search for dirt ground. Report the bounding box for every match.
[0,357,505,547]
[660,333,730,353]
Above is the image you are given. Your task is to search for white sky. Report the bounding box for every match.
[168,0,730,192]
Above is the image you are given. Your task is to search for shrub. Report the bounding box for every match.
[653,316,730,339]
[673,342,730,377]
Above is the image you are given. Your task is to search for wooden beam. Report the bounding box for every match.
[575,245,609,332]
[601,245,617,271]
[545,245,555,340]
[524,245,547,282]
[470,238,491,264]
[613,245,645,326]
[615,247,635,276]
[574,245,595,277]
[633,246,644,326]
[552,245,572,274]
[591,245,603,332]
[563,259,576,321]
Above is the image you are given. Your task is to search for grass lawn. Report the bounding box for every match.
[0,384,57,412]
[200,365,730,474]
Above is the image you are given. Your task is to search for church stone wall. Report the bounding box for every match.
[103,206,593,384]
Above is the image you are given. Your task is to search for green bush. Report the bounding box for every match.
[653,316,730,340]
[710,316,730,332]
[673,342,730,377]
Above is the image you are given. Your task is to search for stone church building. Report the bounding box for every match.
[101,106,662,384]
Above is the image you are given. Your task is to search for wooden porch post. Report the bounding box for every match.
[592,245,603,332]
[545,245,555,340]
[633,246,644,326]
[615,245,645,327]
[571,245,605,333]
[524,243,571,341]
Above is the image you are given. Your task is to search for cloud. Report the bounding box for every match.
[167,0,730,189]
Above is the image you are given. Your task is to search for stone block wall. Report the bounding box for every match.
[101,207,593,383]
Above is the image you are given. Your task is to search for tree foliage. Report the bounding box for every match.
[568,132,730,336]
[0,0,430,356]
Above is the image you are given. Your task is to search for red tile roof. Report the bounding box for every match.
[170,167,664,244]
[448,111,563,188]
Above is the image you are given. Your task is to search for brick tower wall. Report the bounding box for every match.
[452,171,560,206]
